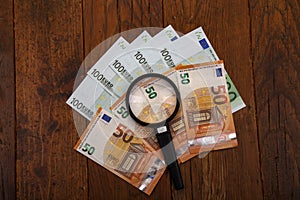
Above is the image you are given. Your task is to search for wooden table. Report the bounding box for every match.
[0,0,299,199]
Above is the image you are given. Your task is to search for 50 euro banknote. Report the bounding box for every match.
[74,108,166,195]
[176,61,238,154]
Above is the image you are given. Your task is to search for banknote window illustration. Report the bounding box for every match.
[122,154,137,171]
[144,137,160,150]
[118,154,140,175]
[118,144,146,174]
[187,110,210,126]
[106,154,119,166]
[187,107,223,128]
[193,111,211,122]
[170,118,185,133]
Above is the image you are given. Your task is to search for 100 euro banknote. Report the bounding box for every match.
[74,108,166,195]
[67,31,153,120]
[176,61,238,154]
[86,26,180,98]
[160,27,246,113]
[66,36,129,120]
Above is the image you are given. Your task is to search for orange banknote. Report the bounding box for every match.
[176,61,238,154]
[74,108,165,195]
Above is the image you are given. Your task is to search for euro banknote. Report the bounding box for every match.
[86,26,180,97]
[110,94,160,151]
[67,31,154,120]
[86,31,155,97]
[74,108,166,195]
[67,28,180,120]
[176,61,238,154]
[158,27,246,113]
[66,36,129,120]
[128,25,180,74]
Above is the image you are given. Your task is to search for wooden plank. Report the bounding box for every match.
[82,0,172,199]
[82,1,126,199]
[118,0,164,40]
[0,0,15,199]
[163,0,193,33]
[162,2,197,199]
[162,3,196,199]
[250,0,300,199]
[83,0,119,55]
[131,0,164,28]
[14,0,88,199]
[163,0,263,199]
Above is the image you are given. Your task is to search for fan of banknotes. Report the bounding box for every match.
[67,25,246,195]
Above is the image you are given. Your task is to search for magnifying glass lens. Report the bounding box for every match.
[128,78,177,124]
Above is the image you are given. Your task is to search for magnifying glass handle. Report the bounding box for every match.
[156,128,184,190]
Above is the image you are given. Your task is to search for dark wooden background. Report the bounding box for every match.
[0,0,299,199]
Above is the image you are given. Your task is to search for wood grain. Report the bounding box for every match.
[250,0,300,199]
[83,1,131,199]
[14,0,88,199]
[0,0,15,199]
[0,0,299,199]
[82,1,172,199]
[163,0,263,199]
[162,1,194,199]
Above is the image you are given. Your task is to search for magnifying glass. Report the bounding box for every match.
[125,73,184,190]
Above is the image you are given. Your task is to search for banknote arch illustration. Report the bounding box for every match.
[71,27,223,174]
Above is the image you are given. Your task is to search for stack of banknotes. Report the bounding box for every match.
[67,25,246,195]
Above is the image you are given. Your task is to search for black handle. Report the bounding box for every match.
[156,128,184,190]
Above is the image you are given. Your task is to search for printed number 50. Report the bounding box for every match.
[117,106,129,118]
[145,86,157,99]
[180,73,190,84]
[82,143,95,155]
[211,85,228,105]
